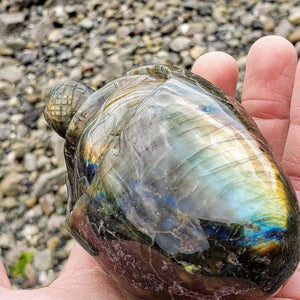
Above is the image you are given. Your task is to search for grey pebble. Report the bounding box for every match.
[169,36,192,52]
[0,65,23,83]
[33,249,53,272]
[0,12,25,35]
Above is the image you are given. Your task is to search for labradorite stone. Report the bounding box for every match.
[45,65,300,299]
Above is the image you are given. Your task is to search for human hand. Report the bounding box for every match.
[0,35,299,299]
[192,35,300,300]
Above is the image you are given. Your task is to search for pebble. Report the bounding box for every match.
[0,233,15,249]
[33,249,53,272]
[79,18,94,30]
[24,153,37,172]
[22,224,39,240]
[289,28,300,43]
[289,8,300,25]
[0,12,25,34]
[169,36,192,52]
[0,173,26,197]
[25,196,38,208]
[39,194,55,215]
[47,29,64,42]
[47,236,60,250]
[275,19,294,37]
[23,263,38,282]
[47,214,66,233]
[0,65,23,83]
[31,166,67,198]
[189,46,206,59]
[1,197,18,209]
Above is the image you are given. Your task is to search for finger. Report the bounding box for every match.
[0,260,11,289]
[50,243,125,300]
[273,263,300,299]
[54,242,103,279]
[242,35,298,159]
[282,61,300,200]
[191,51,238,97]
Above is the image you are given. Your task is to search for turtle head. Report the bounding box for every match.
[44,81,94,138]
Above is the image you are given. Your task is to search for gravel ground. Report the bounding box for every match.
[0,0,300,290]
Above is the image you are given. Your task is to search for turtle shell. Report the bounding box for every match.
[44,65,300,299]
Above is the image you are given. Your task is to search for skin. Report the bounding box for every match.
[0,35,299,299]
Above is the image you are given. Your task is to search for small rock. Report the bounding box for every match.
[22,107,44,129]
[23,263,38,282]
[39,194,55,215]
[58,50,72,62]
[198,3,213,16]
[25,94,40,104]
[24,205,43,220]
[48,29,64,42]
[47,214,66,232]
[186,23,204,36]
[47,236,60,250]
[0,81,12,95]
[25,196,37,208]
[0,46,13,56]
[189,46,206,59]
[22,224,39,240]
[1,197,18,209]
[183,0,199,10]
[81,61,94,73]
[24,153,37,172]
[91,73,106,89]
[50,5,68,26]
[85,46,104,61]
[144,17,155,30]
[260,15,275,32]
[179,24,190,35]
[213,5,229,24]
[169,36,191,52]
[161,22,177,34]
[105,8,117,19]
[64,239,75,255]
[116,26,131,38]
[288,28,300,43]
[0,13,25,35]
[79,18,94,30]
[0,233,15,249]
[5,37,26,50]
[240,14,256,27]
[38,269,57,286]
[33,249,53,272]
[289,8,300,25]
[0,172,26,197]
[50,132,66,167]
[0,111,9,123]
[16,50,38,65]
[275,19,294,37]
[31,166,66,198]
[0,65,23,83]
[69,67,82,81]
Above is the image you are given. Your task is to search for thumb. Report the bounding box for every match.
[0,260,11,289]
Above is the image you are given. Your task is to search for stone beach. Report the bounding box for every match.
[0,0,300,290]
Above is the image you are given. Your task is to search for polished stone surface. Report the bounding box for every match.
[45,65,300,299]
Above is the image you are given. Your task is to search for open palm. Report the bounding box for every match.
[0,35,299,299]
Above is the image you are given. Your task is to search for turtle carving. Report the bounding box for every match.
[44,65,300,299]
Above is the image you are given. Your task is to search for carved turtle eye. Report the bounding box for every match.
[45,64,300,299]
